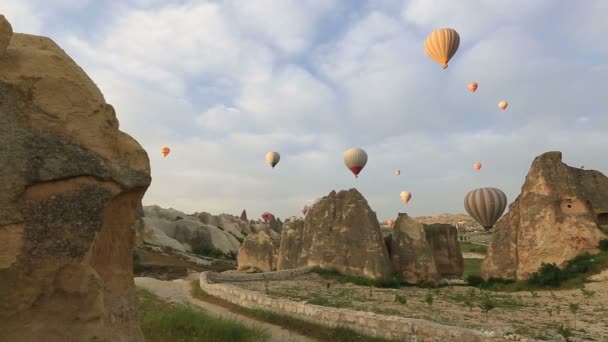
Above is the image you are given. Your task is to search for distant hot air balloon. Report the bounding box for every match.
[498,101,508,110]
[395,169,401,176]
[266,152,280,168]
[344,147,368,178]
[424,28,460,69]
[473,162,482,170]
[464,187,507,231]
[400,191,412,204]
[161,146,171,157]
[467,82,478,92]
[261,212,271,222]
[386,219,394,228]
[300,205,309,216]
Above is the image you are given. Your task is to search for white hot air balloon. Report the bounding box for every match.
[400,191,412,204]
[266,152,280,168]
[344,147,368,178]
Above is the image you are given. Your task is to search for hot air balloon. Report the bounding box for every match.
[400,191,412,204]
[424,28,460,69]
[161,146,171,157]
[261,212,271,222]
[300,205,309,216]
[386,219,394,228]
[498,101,508,110]
[344,147,368,178]
[395,169,401,176]
[474,162,482,170]
[467,82,478,92]
[464,187,507,231]
[266,152,280,168]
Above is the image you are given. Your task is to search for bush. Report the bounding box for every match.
[528,263,563,287]
[193,246,226,259]
[599,239,608,251]
[466,275,485,287]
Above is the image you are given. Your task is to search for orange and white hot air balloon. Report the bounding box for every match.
[386,219,394,228]
[344,147,368,178]
[498,101,508,110]
[394,169,401,176]
[467,82,478,92]
[424,28,460,69]
[473,162,482,170]
[400,191,412,205]
[161,146,171,157]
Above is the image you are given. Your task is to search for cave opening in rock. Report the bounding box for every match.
[597,212,608,225]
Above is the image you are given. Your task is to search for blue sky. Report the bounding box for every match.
[4,0,608,221]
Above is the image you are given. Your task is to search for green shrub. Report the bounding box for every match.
[599,239,608,251]
[528,263,563,287]
[192,246,226,259]
[466,275,484,287]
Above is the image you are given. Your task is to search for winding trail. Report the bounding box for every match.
[134,275,315,342]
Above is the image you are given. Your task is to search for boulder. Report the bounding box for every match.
[277,189,392,280]
[482,151,608,280]
[423,224,464,279]
[140,218,187,253]
[0,25,149,341]
[143,204,196,221]
[276,219,305,270]
[391,214,441,285]
[237,231,276,272]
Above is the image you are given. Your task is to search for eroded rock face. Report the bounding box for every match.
[276,219,305,270]
[277,189,392,280]
[423,224,464,279]
[0,26,149,342]
[391,214,441,285]
[0,15,11,57]
[237,231,276,272]
[482,151,608,280]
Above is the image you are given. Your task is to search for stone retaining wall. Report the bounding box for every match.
[200,271,503,341]
[206,267,314,283]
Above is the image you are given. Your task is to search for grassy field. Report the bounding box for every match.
[463,259,483,279]
[459,241,488,254]
[138,288,268,342]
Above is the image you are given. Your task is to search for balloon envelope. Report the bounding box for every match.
[498,101,508,110]
[474,162,482,170]
[400,191,412,204]
[395,169,401,176]
[344,147,368,178]
[300,205,309,215]
[386,219,394,227]
[464,187,507,230]
[468,82,478,92]
[161,146,171,157]
[424,28,460,69]
[261,212,271,222]
[266,152,280,168]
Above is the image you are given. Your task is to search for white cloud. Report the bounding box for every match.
[195,105,242,132]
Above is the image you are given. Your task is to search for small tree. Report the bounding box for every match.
[568,303,579,329]
[479,294,496,322]
[425,292,434,306]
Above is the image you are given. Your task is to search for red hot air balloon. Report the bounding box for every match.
[261,212,271,222]
[467,82,478,92]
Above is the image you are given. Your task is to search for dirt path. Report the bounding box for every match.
[134,276,315,342]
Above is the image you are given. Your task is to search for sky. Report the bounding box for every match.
[4,0,608,221]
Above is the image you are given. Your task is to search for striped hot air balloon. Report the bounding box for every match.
[424,28,460,69]
[344,147,368,178]
[160,146,171,157]
[464,187,507,231]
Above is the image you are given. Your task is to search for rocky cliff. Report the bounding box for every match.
[237,231,276,272]
[0,16,149,341]
[482,151,608,280]
[277,189,392,280]
[423,224,464,279]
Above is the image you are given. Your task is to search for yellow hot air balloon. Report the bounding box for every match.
[400,191,412,204]
[464,187,507,231]
[344,147,368,178]
[266,152,280,168]
[161,146,171,157]
[424,28,460,69]
[498,101,508,110]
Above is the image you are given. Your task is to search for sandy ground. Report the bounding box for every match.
[135,275,315,342]
[235,273,608,342]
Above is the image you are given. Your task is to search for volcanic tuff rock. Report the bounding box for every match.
[0,15,11,57]
[0,21,149,342]
[414,213,484,232]
[237,231,276,272]
[391,214,441,285]
[482,151,608,280]
[423,224,464,279]
[240,209,248,221]
[277,189,392,280]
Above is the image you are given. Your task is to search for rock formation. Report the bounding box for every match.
[240,209,248,221]
[482,151,608,280]
[0,15,11,57]
[414,213,483,232]
[0,19,149,342]
[237,231,276,272]
[277,189,392,280]
[390,214,441,285]
[423,224,464,279]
